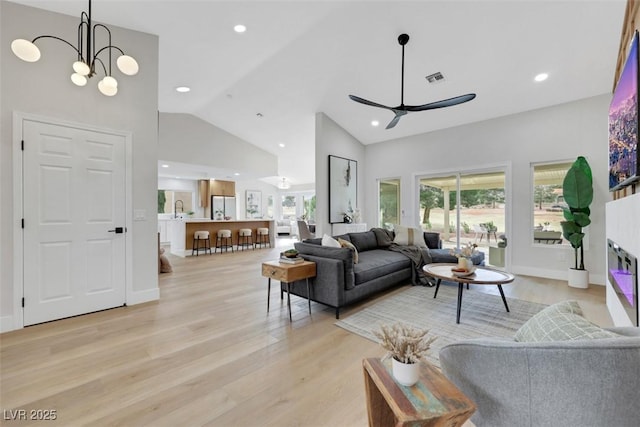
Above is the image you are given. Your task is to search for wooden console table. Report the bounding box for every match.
[363,358,475,427]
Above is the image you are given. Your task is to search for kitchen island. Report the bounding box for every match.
[170,218,276,256]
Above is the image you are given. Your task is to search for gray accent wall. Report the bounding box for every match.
[315,112,365,237]
[1,2,160,330]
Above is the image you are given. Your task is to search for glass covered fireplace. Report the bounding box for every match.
[607,239,639,326]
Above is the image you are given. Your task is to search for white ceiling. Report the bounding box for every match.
[11,0,627,186]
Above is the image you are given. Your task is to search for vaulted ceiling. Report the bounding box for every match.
[12,0,627,186]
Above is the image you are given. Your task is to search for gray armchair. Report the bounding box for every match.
[439,327,640,427]
[297,220,315,241]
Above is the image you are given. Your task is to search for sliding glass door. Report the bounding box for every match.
[419,169,506,268]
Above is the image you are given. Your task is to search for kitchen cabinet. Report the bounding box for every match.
[209,179,235,196]
[198,180,209,207]
[158,219,169,243]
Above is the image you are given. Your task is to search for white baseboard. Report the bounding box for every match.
[511,265,605,286]
[0,288,160,333]
[127,287,160,306]
[1,315,17,333]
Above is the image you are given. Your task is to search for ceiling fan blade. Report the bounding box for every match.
[385,110,407,129]
[404,93,476,112]
[349,94,393,110]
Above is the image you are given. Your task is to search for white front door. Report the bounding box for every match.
[22,119,126,326]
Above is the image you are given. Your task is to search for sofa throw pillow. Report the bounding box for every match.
[515,300,619,342]
[393,225,427,248]
[338,238,359,264]
[321,233,341,248]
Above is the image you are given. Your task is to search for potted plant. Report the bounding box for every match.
[560,156,593,288]
[373,323,437,386]
[449,242,479,271]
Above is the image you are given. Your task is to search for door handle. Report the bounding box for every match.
[108,227,125,234]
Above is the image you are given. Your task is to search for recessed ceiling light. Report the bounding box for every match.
[234,24,246,33]
[534,73,548,82]
[161,164,169,168]
[279,143,285,148]
[175,86,190,92]
[371,120,379,127]
[234,173,240,176]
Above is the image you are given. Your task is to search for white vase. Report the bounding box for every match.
[391,358,419,386]
[568,268,589,289]
[458,257,473,270]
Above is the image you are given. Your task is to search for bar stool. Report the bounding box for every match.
[255,227,270,248]
[237,228,254,251]
[192,230,211,256]
[215,229,234,253]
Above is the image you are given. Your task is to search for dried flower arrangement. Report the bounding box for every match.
[449,242,478,259]
[373,323,437,364]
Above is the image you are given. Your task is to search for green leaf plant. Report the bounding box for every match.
[560,157,593,271]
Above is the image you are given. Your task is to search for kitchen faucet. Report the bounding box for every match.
[174,200,184,218]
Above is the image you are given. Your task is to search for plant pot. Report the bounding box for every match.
[568,268,589,289]
[391,358,419,386]
[457,257,473,271]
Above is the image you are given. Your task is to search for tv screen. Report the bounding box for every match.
[609,30,640,191]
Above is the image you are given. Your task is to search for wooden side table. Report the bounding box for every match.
[363,358,475,427]
[261,260,316,321]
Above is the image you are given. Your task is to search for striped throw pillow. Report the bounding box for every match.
[393,225,427,248]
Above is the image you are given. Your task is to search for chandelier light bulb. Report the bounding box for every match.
[116,55,139,76]
[70,73,87,86]
[98,79,118,96]
[102,75,118,88]
[72,60,90,76]
[11,39,41,62]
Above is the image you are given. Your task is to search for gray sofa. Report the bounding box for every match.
[439,327,640,427]
[290,229,484,318]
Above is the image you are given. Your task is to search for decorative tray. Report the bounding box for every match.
[451,267,476,277]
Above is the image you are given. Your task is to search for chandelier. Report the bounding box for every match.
[278,177,291,189]
[10,0,138,96]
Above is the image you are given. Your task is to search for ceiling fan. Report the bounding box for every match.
[349,33,476,129]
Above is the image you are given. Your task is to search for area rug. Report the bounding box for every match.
[336,283,547,367]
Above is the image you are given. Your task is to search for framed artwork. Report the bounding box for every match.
[246,190,262,218]
[329,155,357,223]
[266,195,274,219]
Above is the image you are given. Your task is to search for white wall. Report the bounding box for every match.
[158,112,278,178]
[315,113,365,236]
[1,2,159,331]
[235,179,279,219]
[364,95,611,285]
[606,192,640,326]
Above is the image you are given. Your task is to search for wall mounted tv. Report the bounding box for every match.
[609,30,640,191]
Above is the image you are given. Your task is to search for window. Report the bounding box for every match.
[158,190,193,215]
[379,179,400,228]
[532,161,572,245]
[303,195,316,223]
[266,195,274,219]
[281,195,296,219]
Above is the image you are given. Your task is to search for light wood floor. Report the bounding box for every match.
[0,238,611,426]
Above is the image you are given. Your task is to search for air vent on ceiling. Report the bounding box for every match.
[425,72,445,84]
